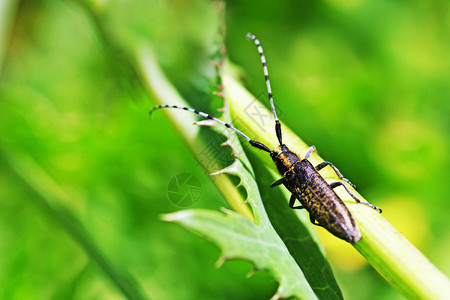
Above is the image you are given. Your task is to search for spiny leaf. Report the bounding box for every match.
[159,60,318,299]
[164,109,318,298]
[163,208,317,300]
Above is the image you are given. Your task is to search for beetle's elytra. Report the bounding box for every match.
[150,33,381,244]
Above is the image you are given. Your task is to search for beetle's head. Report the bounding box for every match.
[270,144,301,174]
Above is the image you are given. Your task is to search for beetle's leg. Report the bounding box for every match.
[303,146,316,160]
[309,214,321,226]
[329,181,382,213]
[289,194,304,209]
[270,178,285,188]
[316,161,357,190]
[306,146,357,189]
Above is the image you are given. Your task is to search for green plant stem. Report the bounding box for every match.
[222,65,450,300]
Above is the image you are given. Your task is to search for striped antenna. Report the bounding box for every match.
[150,104,271,153]
[247,33,283,146]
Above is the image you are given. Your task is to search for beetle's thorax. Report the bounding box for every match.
[270,144,302,174]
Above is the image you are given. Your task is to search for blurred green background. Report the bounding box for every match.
[0,0,448,299]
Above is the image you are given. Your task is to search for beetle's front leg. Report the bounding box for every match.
[271,178,284,188]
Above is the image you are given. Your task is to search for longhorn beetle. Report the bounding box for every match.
[150,33,381,244]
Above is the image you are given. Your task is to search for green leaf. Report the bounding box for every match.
[142,47,319,299]
[163,209,317,299]
[163,103,318,299]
